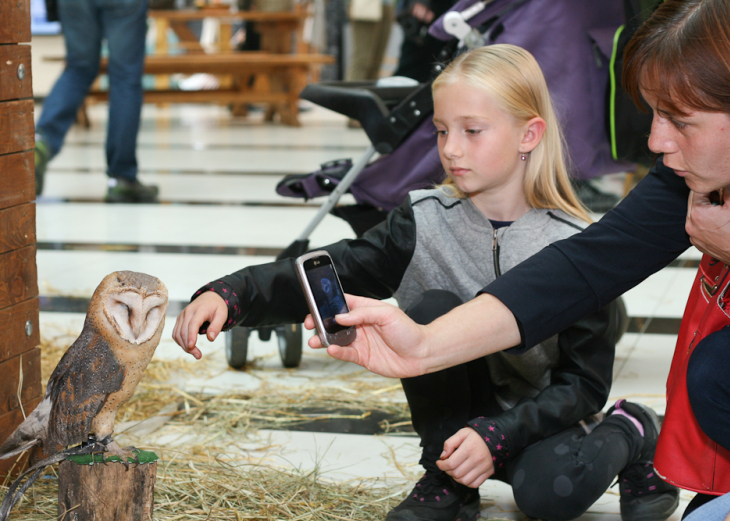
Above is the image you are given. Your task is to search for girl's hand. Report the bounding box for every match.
[436,428,494,488]
[686,189,730,265]
[304,294,430,379]
[172,291,228,359]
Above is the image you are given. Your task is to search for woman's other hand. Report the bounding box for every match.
[172,291,228,359]
[686,189,730,264]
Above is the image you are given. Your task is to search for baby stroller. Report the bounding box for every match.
[225,0,632,369]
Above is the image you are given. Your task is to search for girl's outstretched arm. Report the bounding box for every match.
[306,293,521,378]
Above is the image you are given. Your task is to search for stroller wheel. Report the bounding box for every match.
[276,324,303,368]
[226,327,250,370]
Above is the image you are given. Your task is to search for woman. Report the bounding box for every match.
[300,0,730,517]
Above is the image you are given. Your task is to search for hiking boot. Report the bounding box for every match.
[34,138,50,196]
[386,470,481,521]
[608,400,680,521]
[571,179,621,213]
[105,177,159,203]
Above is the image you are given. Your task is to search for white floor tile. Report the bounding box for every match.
[39,171,359,206]
[36,202,356,248]
[49,143,362,174]
[37,250,273,301]
[610,332,677,415]
[623,268,690,318]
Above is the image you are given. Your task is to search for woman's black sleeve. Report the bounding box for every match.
[482,158,691,351]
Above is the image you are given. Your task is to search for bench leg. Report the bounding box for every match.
[280,67,307,127]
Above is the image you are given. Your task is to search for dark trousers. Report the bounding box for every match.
[402,290,642,521]
[682,326,730,518]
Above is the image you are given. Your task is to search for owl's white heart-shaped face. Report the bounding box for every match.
[103,290,167,344]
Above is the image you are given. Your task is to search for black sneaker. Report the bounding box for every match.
[608,400,680,521]
[386,470,481,521]
[35,138,50,196]
[105,177,159,203]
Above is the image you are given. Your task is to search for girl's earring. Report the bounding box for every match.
[520,153,527,161]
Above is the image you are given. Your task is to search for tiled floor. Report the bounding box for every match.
[35,101,699,519]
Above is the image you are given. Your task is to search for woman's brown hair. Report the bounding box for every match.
[623,0,730,116]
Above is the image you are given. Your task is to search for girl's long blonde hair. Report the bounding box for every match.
[432,44,591,223]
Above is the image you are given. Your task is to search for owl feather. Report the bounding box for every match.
[0,271,168,461]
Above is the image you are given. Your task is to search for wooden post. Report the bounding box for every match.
[58,451,158,521]
[0,0,41,482]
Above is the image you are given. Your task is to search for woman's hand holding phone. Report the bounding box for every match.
[304,293,432,379]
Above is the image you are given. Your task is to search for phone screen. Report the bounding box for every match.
[304,261,349,334]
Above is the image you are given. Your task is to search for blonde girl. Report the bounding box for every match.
[174,45,674,521]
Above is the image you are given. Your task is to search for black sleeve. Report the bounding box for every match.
[483,158,690,350]
[488,300,618,458]
[193,199,417,330]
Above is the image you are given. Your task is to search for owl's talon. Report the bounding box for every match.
[99,439,139,469]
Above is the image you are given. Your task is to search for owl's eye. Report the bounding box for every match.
[104,291,166,344]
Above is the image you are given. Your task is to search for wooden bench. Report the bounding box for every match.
[147,8,308,55]
[86,51,333,126]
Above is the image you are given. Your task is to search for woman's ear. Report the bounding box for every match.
[520,117,547,154]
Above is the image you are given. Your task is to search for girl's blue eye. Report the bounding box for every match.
[670,118,687,130]
[466,129,481,135]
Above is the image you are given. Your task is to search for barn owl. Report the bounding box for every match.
[0,271,168,464]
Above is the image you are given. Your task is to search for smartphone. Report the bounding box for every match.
[295,251,357,347]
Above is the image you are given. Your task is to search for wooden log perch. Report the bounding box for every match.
[58,450,157,521]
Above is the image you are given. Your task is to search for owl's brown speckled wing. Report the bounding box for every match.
[46,325,125,448]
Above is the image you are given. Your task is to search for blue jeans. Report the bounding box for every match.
[36,0,147,180]
[684,491,730,521]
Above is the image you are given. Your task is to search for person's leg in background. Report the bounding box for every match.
[346,18,377,82]
[387,289,498,521]
[102,0,158,202]
[344,17,376,128]
[345,3,394,127]
[685,326,730,519]
[365,3,393,80]
[35,0,103,195]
